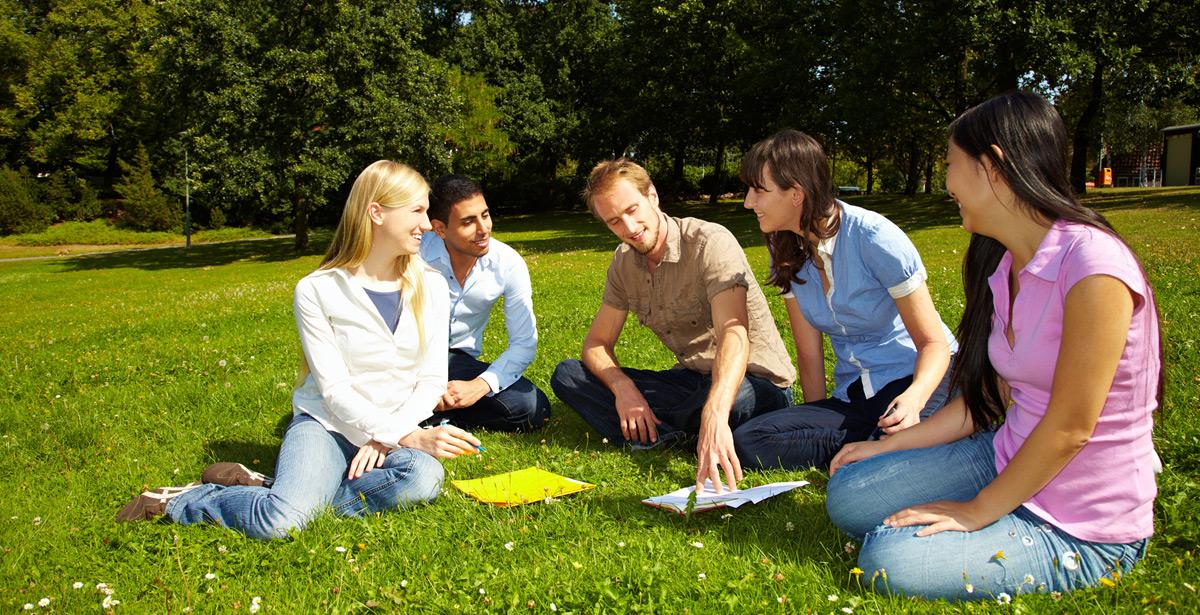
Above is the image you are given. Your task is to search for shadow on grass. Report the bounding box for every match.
[203,440,281,477]
[42,187,1200,272]
[200,411,293,474]
[56,233,331,272]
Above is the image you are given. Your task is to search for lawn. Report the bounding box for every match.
[0,221,278,260]
[1,187,1198,613]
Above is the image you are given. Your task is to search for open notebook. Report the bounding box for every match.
[641,480,810,514]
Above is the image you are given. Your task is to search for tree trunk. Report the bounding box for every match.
[903,143,920,196]
[293,194,309,251]
[105,122,119,195]
[865,152,875,195]
[1070,60,1104,194]
[708,142,725,206]
[671,144,685,202]
[924,155,934,194]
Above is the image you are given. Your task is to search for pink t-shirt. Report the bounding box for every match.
[990,220,1159,544]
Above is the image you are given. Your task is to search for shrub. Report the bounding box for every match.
[207,205,226,230]
[44,168,102,222]
[0,166,53,235]
[115,144,181,232]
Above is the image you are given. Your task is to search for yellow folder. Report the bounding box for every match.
[451,467,594,506]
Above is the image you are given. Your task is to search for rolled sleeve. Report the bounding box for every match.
[602,254,630,310]
[700,229,750,301]
[861,222,926,296]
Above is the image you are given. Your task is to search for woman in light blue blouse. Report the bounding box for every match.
[732,129,957,470]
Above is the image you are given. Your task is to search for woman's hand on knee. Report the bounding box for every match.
[884,499,993,536]
[348,441,390,480]
[830,440,887,476]
[400,426,481,459]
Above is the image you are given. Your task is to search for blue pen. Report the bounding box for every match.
[439,418,485,453]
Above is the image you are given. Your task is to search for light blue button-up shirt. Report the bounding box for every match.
[783,202,957,401]
[420,233,538,394]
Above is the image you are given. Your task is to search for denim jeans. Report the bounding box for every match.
[420,350,550,432]
[825,431,1147,601]
[167,414,444,540]
[549,359,791,446]
[732,360,955,471]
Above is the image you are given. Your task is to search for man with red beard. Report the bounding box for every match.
[551,159,795,493]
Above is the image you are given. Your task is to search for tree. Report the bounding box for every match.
[0,165,52,234]
[5,0,160,188]
[115,144,178,231]
[155,0,459,249]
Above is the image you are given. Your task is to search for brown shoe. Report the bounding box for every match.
[201,462,273,488]
[116,483,201,522]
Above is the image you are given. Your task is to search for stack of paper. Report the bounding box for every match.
[641,480,809,514]
[452,467,595,507]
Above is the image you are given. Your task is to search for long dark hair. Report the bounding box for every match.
[739,130,840,292]
[949,91,1164,430]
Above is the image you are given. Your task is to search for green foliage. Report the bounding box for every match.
[443,69,516,181]
[153,0,459,247]
[0,165,51,234]
[43,167,102,222]
[0,0,1198,222]
[115,144,179,232]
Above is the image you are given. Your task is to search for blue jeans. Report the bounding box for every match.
[733,360,955,471]
[550,359,791,446]
[420,350,550,432]
[167,414,443,540]
[825,431,1147,601]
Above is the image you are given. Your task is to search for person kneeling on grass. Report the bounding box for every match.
[824,91,1163,600]
[117,160,482,539]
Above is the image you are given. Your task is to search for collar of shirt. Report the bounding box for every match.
[987,218,1072,297]
[631,213,681,268]
[816,232,837,260]
[1019,218,1072,283]
[420,233,501,280]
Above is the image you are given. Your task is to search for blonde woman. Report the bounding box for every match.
[118,160,480,539]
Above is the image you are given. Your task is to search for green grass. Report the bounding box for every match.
[0,220,278,259]
[1,187,1198,612]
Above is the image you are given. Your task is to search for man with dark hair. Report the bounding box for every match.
[419,174,549,432]
[551,159,795,493]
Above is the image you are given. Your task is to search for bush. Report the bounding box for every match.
[115,144,181,232]
[44,168,102,222]
[206,205,226,230]
[0,166,53,235]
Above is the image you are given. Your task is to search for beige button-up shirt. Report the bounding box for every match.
[602,215,795,388]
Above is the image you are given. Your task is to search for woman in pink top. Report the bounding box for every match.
[823,91,1162,600]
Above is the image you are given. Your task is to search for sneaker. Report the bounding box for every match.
[201,462,273,488]
[116,483,201,522]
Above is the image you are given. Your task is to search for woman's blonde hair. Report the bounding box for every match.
[299,160,431,385]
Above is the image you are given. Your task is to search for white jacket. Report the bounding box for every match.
[292,265,449,448]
